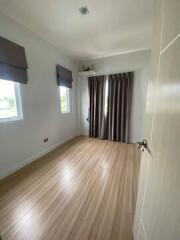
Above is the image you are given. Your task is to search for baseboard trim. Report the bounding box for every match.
[0,134,78,180]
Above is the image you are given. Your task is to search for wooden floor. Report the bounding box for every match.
[0,137,140,240]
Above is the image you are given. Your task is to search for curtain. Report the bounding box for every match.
[88,72,133,143]
[107,72,133,142]
[0,36,28,83]
[56,65,73,88]
[88,75,106,138]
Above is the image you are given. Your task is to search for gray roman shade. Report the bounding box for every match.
[0,36,28,84]
[56,64,73,88]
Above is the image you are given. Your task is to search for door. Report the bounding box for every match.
[133,0,180,240]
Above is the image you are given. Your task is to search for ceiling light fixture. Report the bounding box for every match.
[79,6,89,15]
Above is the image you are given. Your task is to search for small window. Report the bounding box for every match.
[0,79,23,122]
[59,86,70,113]
[104,78,109,115]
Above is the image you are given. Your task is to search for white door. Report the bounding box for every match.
[133,0,180,239]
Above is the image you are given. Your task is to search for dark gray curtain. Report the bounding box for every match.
[0,36,28,83]
[88,75,106,138]
[56,65,73,88]
[88,72,133,143]
[107,72,133,142]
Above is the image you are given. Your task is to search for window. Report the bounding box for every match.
[59,86,70,113]
[0,79,23,122]
[104,78,109,115]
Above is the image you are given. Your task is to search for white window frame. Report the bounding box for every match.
[0,80,23,123]
[59,86,71,114]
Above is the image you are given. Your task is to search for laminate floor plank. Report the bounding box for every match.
[0,137,140,240]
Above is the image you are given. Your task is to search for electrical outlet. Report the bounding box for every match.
[44,138,48,143]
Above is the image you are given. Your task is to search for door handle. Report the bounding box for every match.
[136,139,148,152]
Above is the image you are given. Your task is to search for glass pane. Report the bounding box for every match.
[104,79,109,115]
[60,86,69,113]
[0,79,18,119]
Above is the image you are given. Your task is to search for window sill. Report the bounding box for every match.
[60,111,71,115]
[0,116,23,124]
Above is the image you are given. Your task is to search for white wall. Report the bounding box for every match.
[79,50,151,142]
[0,13,79,179]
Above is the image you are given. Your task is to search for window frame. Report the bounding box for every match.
[0,80,23,123]
[59,86,71,114]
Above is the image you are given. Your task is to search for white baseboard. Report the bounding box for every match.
[0,134,78,180]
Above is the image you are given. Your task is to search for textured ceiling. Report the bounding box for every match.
[0,0,154,60]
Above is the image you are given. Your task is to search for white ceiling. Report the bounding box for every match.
[0,0,154,60]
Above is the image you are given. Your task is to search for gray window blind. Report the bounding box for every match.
[0,36,28,83]
[56,64,73,88]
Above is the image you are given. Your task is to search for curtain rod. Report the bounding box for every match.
[86,70,134,78]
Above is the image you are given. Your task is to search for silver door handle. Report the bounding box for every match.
[136,139,148,152]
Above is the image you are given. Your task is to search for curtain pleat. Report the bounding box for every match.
[88,75,106,138]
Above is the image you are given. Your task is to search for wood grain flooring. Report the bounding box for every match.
[0,137,140,240]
